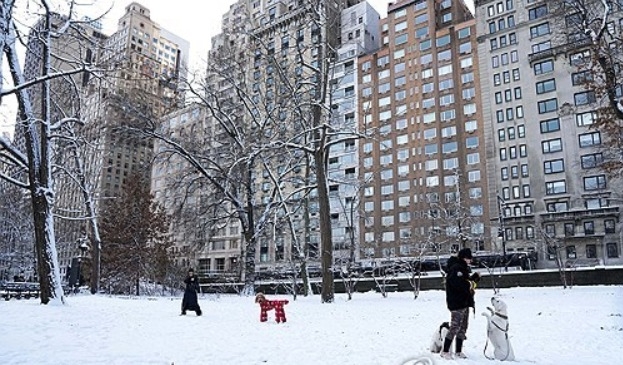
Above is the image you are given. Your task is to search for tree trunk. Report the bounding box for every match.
[315,115,334,303]
[6,15,65,304]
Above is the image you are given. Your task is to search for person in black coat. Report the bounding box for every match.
[181,268,202,316]
[440,248,479,359]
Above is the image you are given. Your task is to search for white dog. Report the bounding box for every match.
[482,297,515,361]
[429,322,450,353]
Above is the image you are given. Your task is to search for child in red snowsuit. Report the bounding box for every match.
[255,293,288,323]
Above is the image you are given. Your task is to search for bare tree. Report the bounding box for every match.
[1,1,101,304]
[550,1,623,175]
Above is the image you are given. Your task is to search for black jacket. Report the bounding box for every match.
[444,256,474,311]
[182,275,200,311]
[184,275,199,293]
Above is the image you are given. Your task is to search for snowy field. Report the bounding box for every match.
[1,285,622,365]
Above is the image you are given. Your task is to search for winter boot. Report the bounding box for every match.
[455,338,467,359]
[440,337,453,359]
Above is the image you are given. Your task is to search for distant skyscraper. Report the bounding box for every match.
[42,2,189,277]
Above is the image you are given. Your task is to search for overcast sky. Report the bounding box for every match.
[1,0,474,135]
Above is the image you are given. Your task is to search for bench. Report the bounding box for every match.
[1,282,40,301]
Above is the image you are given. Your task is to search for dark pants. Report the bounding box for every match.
[446,307,469,341]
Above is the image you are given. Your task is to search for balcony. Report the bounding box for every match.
[540,206,620,222]
[528,39,591,63]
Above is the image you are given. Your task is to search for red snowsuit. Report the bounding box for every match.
[257,296,288,323]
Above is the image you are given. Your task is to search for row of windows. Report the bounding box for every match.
[545,219,617,238]
[550,243,620,260]
[495,87,522,104]
[486,0,514,18]
[498,125,526,141]
[500,164,529,180]
[499,144,527,160]
[538,112,596,135]
[544,197,615,212]
[544,175,607,195]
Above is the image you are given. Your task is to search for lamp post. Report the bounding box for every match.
[497,195,507,269]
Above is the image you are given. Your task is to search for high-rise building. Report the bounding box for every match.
[40,3,189,277]
[358,0,490,265]
[154,0,382,280]
[0,13,108,280]
[328,2,381,267]
[475,0,623,267]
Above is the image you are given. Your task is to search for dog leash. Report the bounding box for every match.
[483,314,511,361]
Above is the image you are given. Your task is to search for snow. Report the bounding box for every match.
[1,285,622,365]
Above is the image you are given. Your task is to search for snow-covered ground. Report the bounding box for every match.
[1,285,621,365]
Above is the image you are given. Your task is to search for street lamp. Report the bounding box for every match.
[497,195,507,268]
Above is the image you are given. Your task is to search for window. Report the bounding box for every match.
[584,221,595,235]
[574,91,596,106]
[415,13,429,25]
[586,244,597,259]
[536,79,556,94]
[436,34,451,47]
[570,50,590,66]
[564,223,575,237]
[415,26,429,39]
[576,111,596,126]
[547,201,568,212]
[544,159,564,174]
[572,70,593,86]
[523,184,531,198]
[521,164,529,177]
[465,137,478,148]
[605,220,616,234]
[498,129,506,141]
[566,245,577,259]
[540,118,560,133]
[468,170,481,182]
[583,175,606,190]
[528,4,548,20]
[532,41,551,54]
[530,22,550,38]
[467,152,480,165]
[534,60,554,75]
[581,153,603,169]
[542,138,562,153]
[607,243,619,258]
[579,132,601,147]
[545,180,566,195]
[586,198,607,209]
[538,98,558,114]
[395,33,408,45]
[458,27,470,39]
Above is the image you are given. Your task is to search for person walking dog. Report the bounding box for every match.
[440,248,476,360]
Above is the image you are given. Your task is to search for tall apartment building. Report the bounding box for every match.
[327,2,380,266]
[357,0,489,264]
[50,3,189,275]
[0,13,108,280]
[475,0,623,267]
[153,0,384,279]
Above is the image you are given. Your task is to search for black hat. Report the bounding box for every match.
[188,268,194,272]
[458,248,473,260]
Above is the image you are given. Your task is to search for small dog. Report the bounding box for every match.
[482,297,515,361]
[255,292,289,323]
[429,322,450,353]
